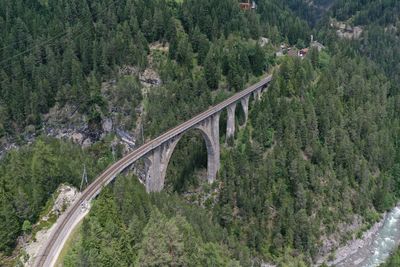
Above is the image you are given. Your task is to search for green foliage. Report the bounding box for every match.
[213,54,400,261]
[0,138,112,253]
[0,0,151,135]
[0,0,306,139]
[113,76,143,127]
[381,246,400,267]
[0,0,276,255]
[65,176,245,266]
[0,200,19,253]
[332,0,400,25]
[136,210,188,266]
[204,45,221,90]
[21,220,32,234]
[2,0,400,266]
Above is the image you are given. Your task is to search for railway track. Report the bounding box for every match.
[34,75,272,266]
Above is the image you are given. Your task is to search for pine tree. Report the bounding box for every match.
[136,209,186,266]
[204,46,221,90]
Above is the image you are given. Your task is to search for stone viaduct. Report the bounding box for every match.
[34,75,272,267]
[144,75,270,192]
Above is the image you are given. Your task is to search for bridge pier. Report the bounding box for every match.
[257,84,269,100]
[227,103,237,140]
[194,113,220,183]
[144,136,182,192]
[240,95,250,126]
[253,88,262,101]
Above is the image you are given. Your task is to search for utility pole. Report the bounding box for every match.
[80,164,88,192]
[111,143,116,162]
[141,124,144,145]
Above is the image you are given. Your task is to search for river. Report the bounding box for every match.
[335,205,400,267]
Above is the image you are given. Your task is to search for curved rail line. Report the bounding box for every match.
[34,75,272,266]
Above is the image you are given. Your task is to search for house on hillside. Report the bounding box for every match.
[239,0,256,10]
[298,48,309,57]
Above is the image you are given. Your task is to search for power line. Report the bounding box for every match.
[80,164,88,192]
[0,31,70,66]
[0,4,88,53]
[0,34,33,53]
[0,0,124,68]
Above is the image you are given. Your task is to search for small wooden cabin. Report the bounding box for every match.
[239,0,256,10]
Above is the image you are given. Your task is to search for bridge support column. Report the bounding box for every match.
[226,103,236,140]
[144,136,182,192]
[194,113,220,183]
[253,88,262,101]
[261,85,267,93]
[240,95,250,126]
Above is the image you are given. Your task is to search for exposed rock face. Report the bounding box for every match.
[43,103,92,146]
[41,70,149,150]
[102,118,113,133]
[149,41,169,53]
[71,132,84,144]
[50,185,80,218]
[330,19,363,40]
[315,214,386,266]
[317,215,363,258]
[20,184,80,267]
[139,68,161,87]
[82,138,92,148]
[336,26,363,39]
[0,142,17,159]
[259,37,270,47]
[1,54,162,154]
[118,65,139,76]
[385,25,398,33]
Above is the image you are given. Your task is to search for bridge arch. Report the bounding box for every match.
[145,113,220,192]
[34,76,272,267]
[237,94,250,128]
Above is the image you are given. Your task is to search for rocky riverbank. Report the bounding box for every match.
[324,217,385,266]
[316,203,400,266]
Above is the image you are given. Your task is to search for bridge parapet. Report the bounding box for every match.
[33,75,272,267]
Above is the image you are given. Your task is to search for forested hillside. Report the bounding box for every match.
[62,50,400,265]
[326,0,400,87]
[1,0,400,266]
[331,0,400,25]
[217,52,399,262]
[0,138,116,254]
[0,0,309,262]
[0,0,309,141]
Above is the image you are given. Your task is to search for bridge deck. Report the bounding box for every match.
[34,74,272,267]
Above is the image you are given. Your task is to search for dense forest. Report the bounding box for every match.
[62,52,400,265]
[0,0,307,260]
[0,0,309,140]
[0,137,118,254]
[0,0,400,266]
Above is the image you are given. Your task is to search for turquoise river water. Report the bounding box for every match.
[336,205,400,267]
